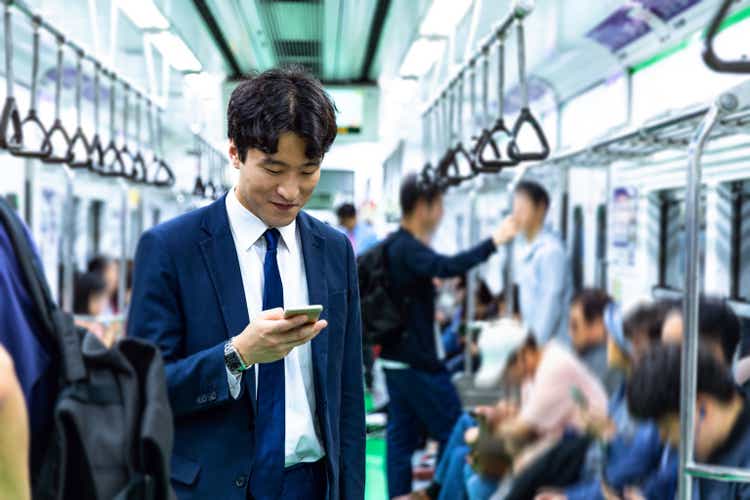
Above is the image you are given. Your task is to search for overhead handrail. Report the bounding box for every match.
[702,0,750,74]
[0,1,23,151]
[14,16,50,159]
[101,71,126,177]
[128,91,148,183]
[67,48,92,169]
[151,108,175,187]
[41,35,73,164]
[88,62,105,172]
[474,32,519,172]
[507,17,550,162]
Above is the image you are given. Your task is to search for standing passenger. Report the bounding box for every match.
[495,181,572,344]
[128,68,365,500]
[383,173,508,499]
[336,202,378,255]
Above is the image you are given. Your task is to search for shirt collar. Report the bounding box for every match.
[225,187,297,252]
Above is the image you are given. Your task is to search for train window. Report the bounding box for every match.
[571,205,584,292]
[657,189,706,292]
[560,77,627,150]
[731,182,750,302]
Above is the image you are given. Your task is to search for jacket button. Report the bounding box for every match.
[209,391,217,401]
[234,475,247,488]
[196,394,207,404]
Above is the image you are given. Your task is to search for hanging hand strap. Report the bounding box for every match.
[702,0,750,74]
[0,2,23,151]
[507,19,550,162]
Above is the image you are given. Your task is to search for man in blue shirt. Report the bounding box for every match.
[495,181,572,344]
[335,203,378,256]
[628,344,750,500]
[383,174,506,499]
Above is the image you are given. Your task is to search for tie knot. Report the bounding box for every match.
[264,228,281,251]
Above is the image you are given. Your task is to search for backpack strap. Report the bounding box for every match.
[0,198,86,383]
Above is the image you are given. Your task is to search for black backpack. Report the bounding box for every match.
[0,198,175,500]
[357,233,408,346]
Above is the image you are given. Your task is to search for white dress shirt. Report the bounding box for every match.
[224,188,325,466]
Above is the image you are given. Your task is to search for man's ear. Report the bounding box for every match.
[228,141,241,169]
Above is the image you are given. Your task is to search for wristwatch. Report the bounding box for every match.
[224,339,249,375]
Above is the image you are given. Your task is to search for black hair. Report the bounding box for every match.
[87,255,113,275]
[477,280,494,306]
[662,296,740,363]
[400,173,444,216]
[572,288,612,324]
[73,272,107,315]
[623,301,671,342]
[627,343,737,420]
[514,180,550,211]
[227,67,337,162]
[336,203,356,221]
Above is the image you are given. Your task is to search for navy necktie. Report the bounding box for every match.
[250,228,285,499]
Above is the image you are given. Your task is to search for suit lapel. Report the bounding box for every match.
[298,213,329,421]
[199,196,257,409]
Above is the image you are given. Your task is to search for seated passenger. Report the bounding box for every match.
[464,336,609,500]
[73,271,119,347]
[568,289,623,396]
[627,344,750,499]
[535,301,672,500]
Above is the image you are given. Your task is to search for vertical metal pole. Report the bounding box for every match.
[61,166,76,313]
[679,103,721,500]
[464,191,479,377]
[117,179,129,314]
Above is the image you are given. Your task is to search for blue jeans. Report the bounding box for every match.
[384,368,463,498]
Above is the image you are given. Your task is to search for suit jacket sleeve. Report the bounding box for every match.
[128,230,231,418]
[339,238,366,499]
[402,237,496,279]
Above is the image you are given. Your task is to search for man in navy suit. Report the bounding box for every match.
[128,68,365,500]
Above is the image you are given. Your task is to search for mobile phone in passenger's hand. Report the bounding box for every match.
[283,305,323,323]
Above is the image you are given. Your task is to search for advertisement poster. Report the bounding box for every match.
[611,186,639,267]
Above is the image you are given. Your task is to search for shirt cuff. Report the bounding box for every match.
[226,366,243,399]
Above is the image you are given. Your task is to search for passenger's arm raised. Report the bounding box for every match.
[403,236,496,279]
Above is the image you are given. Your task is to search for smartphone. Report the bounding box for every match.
[283,305,324,323]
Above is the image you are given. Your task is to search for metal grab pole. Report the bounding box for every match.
[117,179,128,314]
[679,81,750,499]
[60,165,76,313]
[464,191,479,378]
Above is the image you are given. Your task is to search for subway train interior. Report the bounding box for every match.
[1,0,750,499]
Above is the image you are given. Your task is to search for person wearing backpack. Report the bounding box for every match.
[128,68,365,500]
[380,173,509,499]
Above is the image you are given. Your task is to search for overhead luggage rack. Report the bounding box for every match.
[534,101,750,169]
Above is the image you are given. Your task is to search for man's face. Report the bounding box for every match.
[512,193,544,234]
[230,132,321,227]
[661,312,683,345]
[340,216,356,232]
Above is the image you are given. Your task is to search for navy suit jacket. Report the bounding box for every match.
[127,195,366,500]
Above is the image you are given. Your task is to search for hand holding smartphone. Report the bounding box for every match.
[283,305,323,323]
